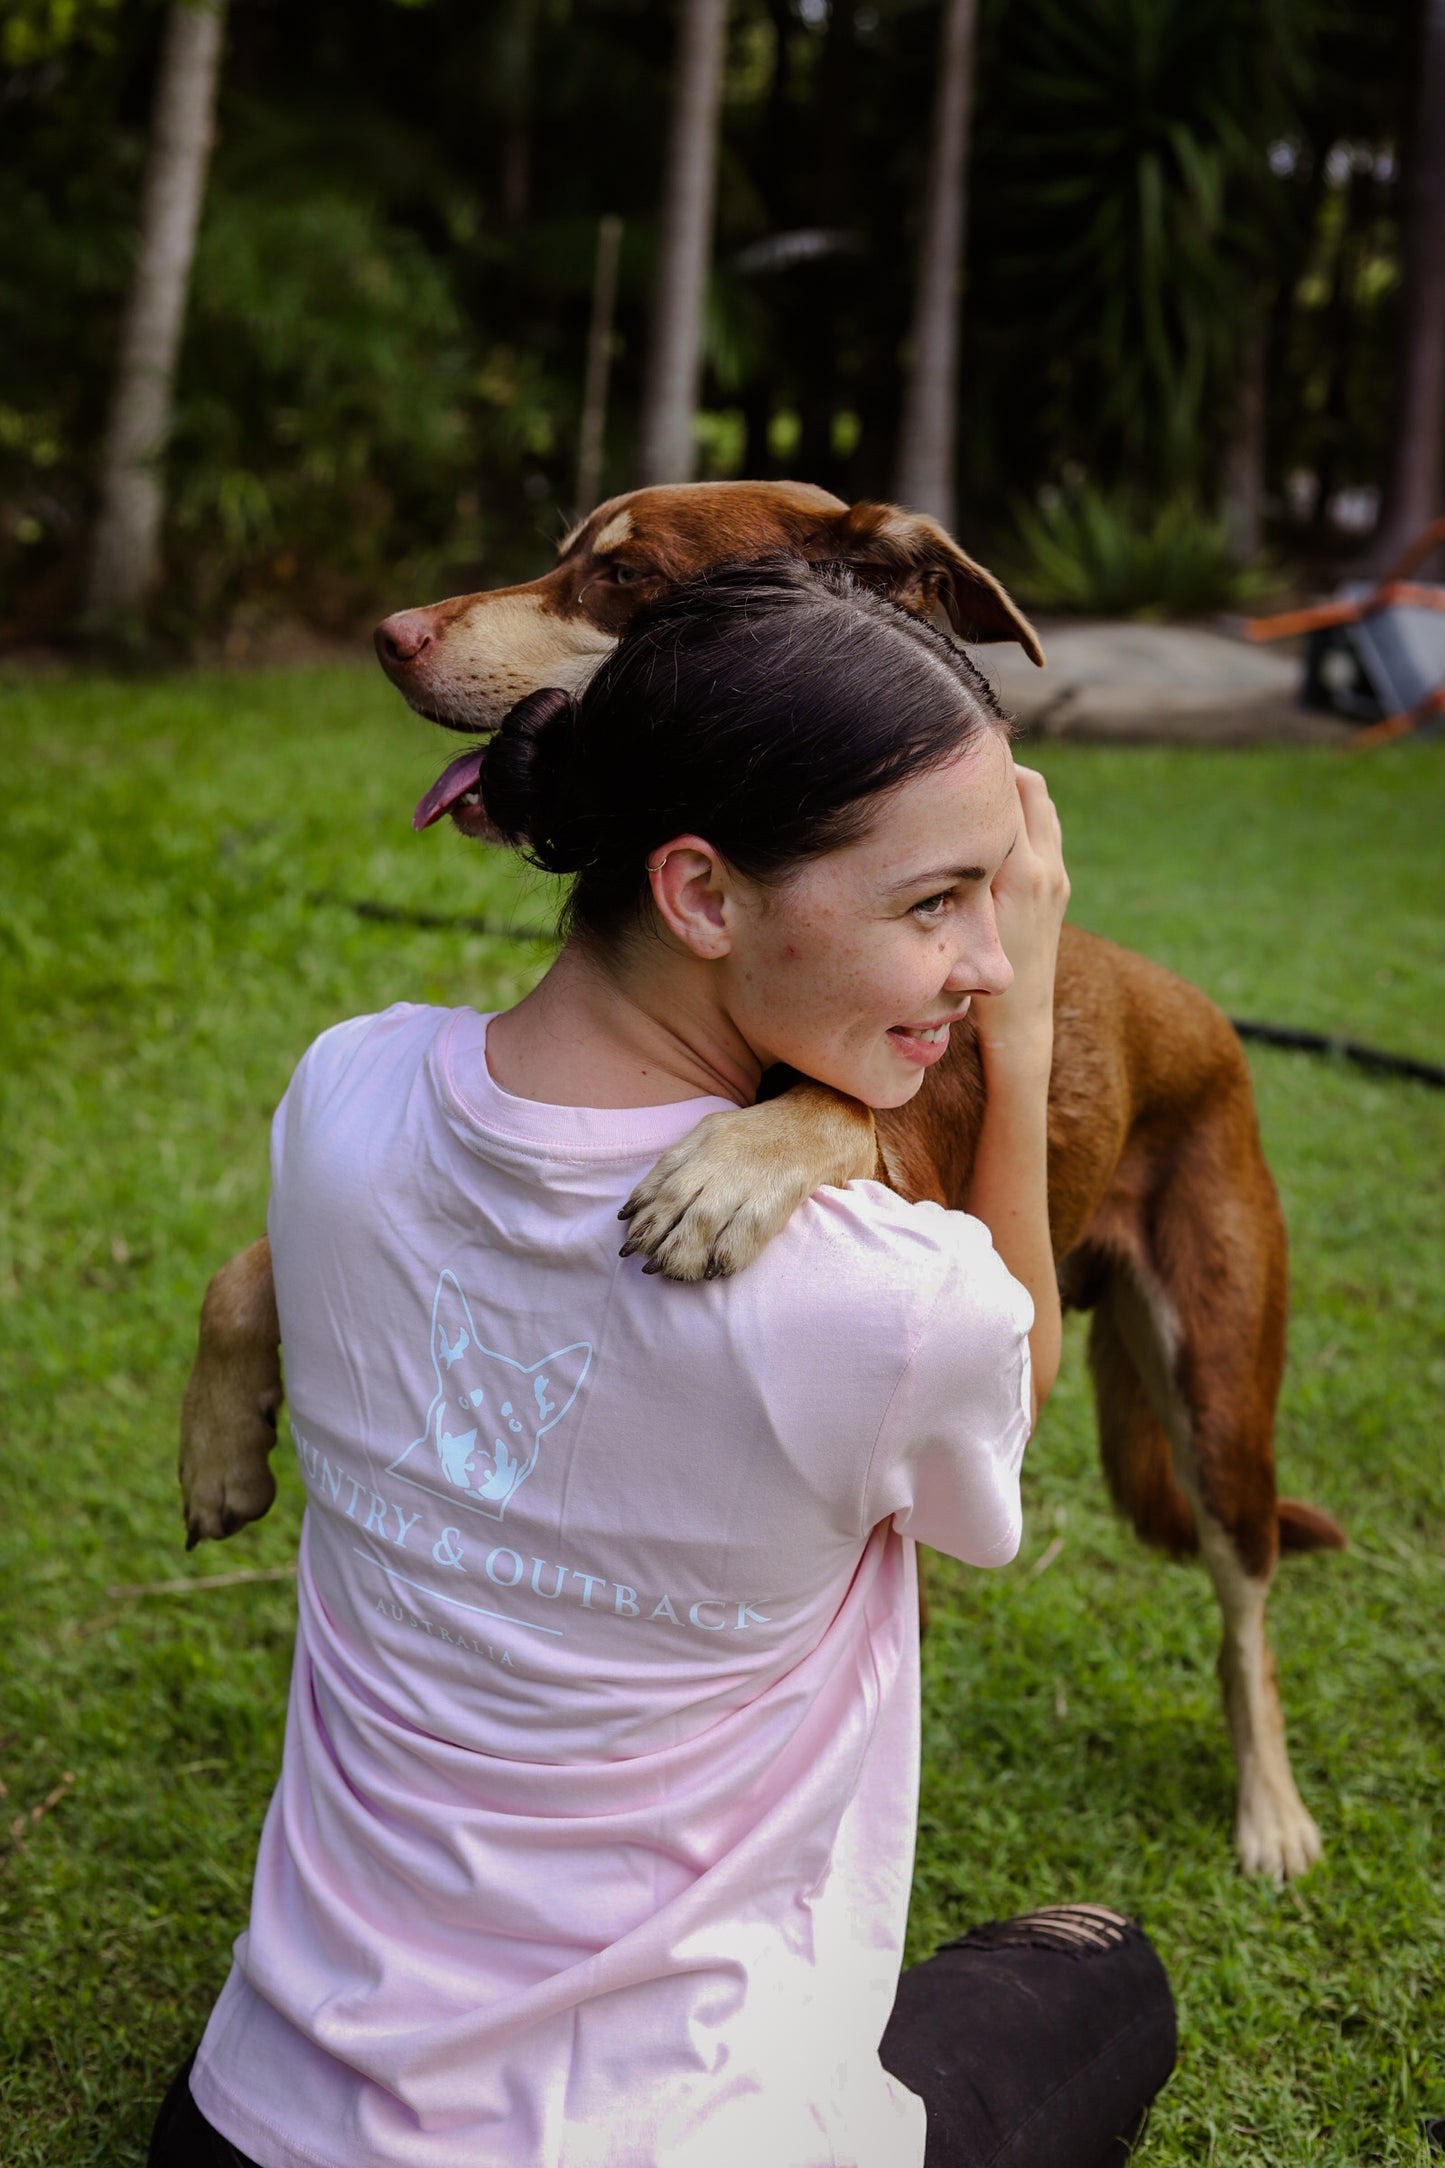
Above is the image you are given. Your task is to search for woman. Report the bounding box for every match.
[152,561,1175,2168]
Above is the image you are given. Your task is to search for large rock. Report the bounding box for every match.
[974,620,1350,745]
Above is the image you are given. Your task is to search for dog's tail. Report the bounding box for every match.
[1277,1497,1348,1554]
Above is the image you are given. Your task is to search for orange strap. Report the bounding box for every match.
[1350,683,1445,749]
[1243,578,1445,643]
[1241,597,1361,641]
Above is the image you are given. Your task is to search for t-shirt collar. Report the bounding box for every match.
[434,1008,736,1164]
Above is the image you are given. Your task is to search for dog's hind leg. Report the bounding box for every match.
[1088,1220,1326,1881]
[1086,1289,1197,1561]
[1192,1505,1322,1880]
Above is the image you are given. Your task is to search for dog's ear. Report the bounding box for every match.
[812,501,1044,666]
[526,1342,591,1435]
[432,1270,475,1378]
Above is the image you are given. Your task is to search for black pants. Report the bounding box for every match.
[879,1907,1177,2166]
[150,1907,1175,2168]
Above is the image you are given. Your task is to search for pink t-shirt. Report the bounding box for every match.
[191,1003,1033,2168]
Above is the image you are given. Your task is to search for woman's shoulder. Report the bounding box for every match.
[290,1002,459,1085]
[799,1177,1008,1268]
[275,1006,470,1133]
[764,1178,1031,1339]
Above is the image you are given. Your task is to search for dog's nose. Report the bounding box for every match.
[374,610,434,667]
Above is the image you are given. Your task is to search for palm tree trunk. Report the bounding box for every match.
[1370,0,1445,569]
[1222,314,1268,564]
[893,0,979,526]
[635,0,729,487]
[576,215,624,515]
[83,0,228,628]
[497,0,538,227]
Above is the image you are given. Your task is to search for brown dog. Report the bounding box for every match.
[180,481,1344,1880]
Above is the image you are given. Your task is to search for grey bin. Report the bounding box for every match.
[1303,582,1445,733]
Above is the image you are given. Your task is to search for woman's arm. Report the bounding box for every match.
[963,765,1069,1420]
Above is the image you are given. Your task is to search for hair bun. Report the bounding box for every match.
[479,686,585,869]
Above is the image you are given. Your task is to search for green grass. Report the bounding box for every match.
[1,661,1442,2164]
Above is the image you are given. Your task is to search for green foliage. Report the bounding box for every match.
[0,6,600,638]
[2,661,1442,2161]
[0,0,1420,638]
[0,9,155,629]
[1269,130,1404,532]
[0,0,127,70]
[967,0,1306,497]
[1006,485,1276,616]
[170,192,484,624]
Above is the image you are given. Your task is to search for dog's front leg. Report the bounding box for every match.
[619,1082,880,1282]
[180,1237,283,1547]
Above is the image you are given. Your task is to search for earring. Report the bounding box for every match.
[645,854,670,874]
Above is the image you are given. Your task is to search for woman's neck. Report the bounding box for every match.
[484,939,762,1110]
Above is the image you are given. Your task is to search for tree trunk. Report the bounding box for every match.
[1370,0,1445,569]
[83,0,228,629]
[893,0,979,527]
[1222,313,1268,563]
[635,0,729,487]
[576,215,624,515]
[497,0,537,228]
[795,0,856,494]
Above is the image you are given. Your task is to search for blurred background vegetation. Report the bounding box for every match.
[0,0,1432,643]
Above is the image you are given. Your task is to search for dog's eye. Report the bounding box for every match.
[609,561,646,585]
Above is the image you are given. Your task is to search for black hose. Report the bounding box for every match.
[1230,1019,1445,1090]
[307,890,557,944]
[311,892,1444,1092]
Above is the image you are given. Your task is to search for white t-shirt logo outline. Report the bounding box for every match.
[386,1268,592,1520]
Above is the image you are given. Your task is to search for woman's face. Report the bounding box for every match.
[719,729,1019,1109]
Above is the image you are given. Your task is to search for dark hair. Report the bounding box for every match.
[479,557,1009,941]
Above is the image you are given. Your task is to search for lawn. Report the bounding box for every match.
[1,659,1442,2165]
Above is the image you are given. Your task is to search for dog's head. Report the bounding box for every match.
[379,480,1042,740]
[402,1270,591,1521]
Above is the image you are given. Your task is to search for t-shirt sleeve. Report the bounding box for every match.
[862,1213,1034,1566]
[268,1006,430,1207]
[269,1013,383,1194]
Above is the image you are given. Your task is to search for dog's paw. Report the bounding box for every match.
[180,1381,281,1548]
[618,1088,878,1283]
[618,1119,784,1282]
[1234,1783,1323,1882]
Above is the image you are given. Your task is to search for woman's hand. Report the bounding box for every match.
[969,764,1069,1075]
[962,764,1068,1416]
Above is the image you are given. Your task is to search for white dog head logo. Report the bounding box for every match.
[387,1271,591,1521]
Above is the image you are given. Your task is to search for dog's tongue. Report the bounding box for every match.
[413,747,484,832]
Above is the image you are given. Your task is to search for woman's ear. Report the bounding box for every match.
[647,836,736,960]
